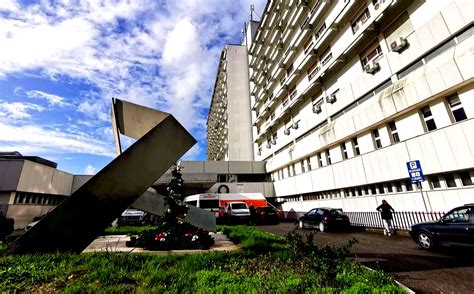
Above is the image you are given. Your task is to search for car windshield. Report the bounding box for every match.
[259,207,274,212]
[232,203,247,209]
[329,209,343,216]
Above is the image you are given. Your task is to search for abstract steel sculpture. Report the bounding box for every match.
[6,98,203,254]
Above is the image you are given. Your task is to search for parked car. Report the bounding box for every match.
[224,202,250,224]
[254,206,280,225]
[117,209,146,226]
[410,203,474,250]
[298,208,350,232]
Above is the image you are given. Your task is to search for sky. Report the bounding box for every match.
[0,0,266,175]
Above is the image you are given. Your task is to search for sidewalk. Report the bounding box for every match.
[82,232,239,254]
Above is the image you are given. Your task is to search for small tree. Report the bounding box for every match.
[161,162,189,225]
[127,162,214,250]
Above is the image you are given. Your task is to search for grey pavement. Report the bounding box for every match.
[259,222,474,294]
[82,232,239,254]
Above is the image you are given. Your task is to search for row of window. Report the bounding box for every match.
[255,0,391,116]
[14,192,67,206]
[271,94,468,181]
[282,169,474,203]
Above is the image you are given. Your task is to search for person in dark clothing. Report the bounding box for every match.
[249,205,256,225]
[377,200,395,236]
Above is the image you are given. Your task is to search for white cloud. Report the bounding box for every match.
[0,101,44,119]
[0,0,267,165]
[24,89,68,107]
[83,164,97,175]
[0,122,115,157]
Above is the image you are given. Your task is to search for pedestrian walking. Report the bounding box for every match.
[249,204,256,225]
[377,199,395,236]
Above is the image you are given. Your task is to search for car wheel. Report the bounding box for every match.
[298,220,305,229]
[417,231,433,249]
[318,222,325,232]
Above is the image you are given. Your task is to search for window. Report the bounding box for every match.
[307,59,320,81]
[377,184,385,194]
[352,137,360,155]
[272,132,278,141]
[314,23,327,41]
[303,36,314,54]
[443,207,471,223]
[460,171,473,186]
[352,8,371,33]
[444,173,457,188]
[387,184,393,193]
[286,63,294,77]
[301,160,306,173]
[317,153,323,167]
[341,143,348,159]
[361,45,382,66]
[372,129,382,149]
[429,175,441,189]
[306,157,312,171]
[447,95,467,122]
[370,185,376,194]
[289,86,297,100]
[325,150,331,165]
[405,180,414,191]
[395,181,402,192]
[388,121,400,143]
[421,106,437,131]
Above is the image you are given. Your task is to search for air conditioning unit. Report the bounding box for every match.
[390,37,408,53]
[284,128,291,135]
[325,94,336,104]
[292,122,299,130]
[364,60,380,74]
[313,105,322,114]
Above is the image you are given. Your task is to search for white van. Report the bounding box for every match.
[184,193,267,219]
[224,202,250,223]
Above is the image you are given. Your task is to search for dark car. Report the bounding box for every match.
[410,204,474,250]
[254,206,280,225]
[298,207,350,232]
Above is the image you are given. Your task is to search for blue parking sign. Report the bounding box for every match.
[406,160,425,183]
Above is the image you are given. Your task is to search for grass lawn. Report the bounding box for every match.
[0,226,404,293]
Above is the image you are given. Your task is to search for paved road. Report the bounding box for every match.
[259,222,474,294]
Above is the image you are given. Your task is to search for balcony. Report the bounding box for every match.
[281,45,298,66]
[308,0,333,27]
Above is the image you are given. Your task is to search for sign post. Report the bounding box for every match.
[406,160,428,212]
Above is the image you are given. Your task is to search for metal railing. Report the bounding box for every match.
[345,211,445,231]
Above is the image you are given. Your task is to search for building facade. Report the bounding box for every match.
[245,0,473,215]
[0,156,273,229]
[207,45,254,161]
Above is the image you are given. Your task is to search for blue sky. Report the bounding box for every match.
[0,0,265,175]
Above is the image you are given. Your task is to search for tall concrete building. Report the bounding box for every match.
[207,45,254,161]
[230,0,473,215]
